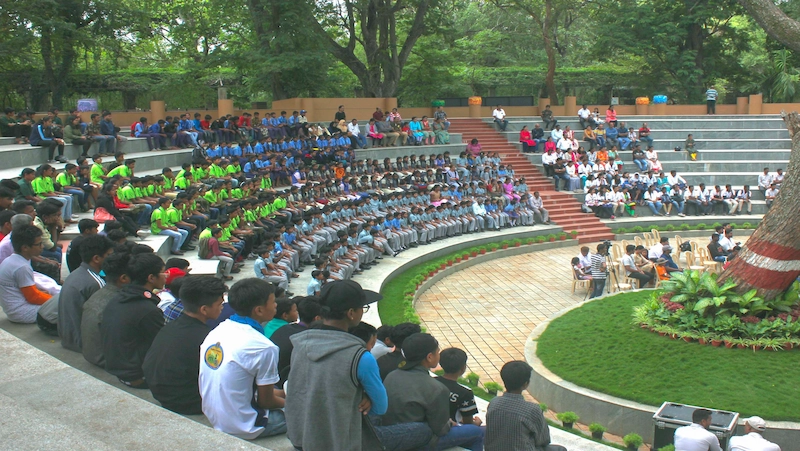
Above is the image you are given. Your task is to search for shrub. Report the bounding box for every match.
[539,403,548,412]
[678,223,691,231]
[466,372,480,385]
[556,411,579,423]
[631,226,644,233]
[696,223,707,230]
[535,236,546,243]
[623,433,643,448]
[588,423,606,433]
[742,222,753,229]
[547,233,557,240]
[657,446,675,451]
[664,224,676,231]
[483,382,503,393]
[615,227,628,234]
[711,222,723,229]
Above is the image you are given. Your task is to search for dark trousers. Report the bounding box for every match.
[707,100,716,114]
[543,118,557,130]
[590,277,607,298]
[70,138,93,155]
[37,141,65,161]
[627,271,653,289]
[543,164,554,177]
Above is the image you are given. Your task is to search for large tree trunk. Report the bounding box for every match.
[719,111,800,300]
[738,0,800,54]
[541,0,558,104]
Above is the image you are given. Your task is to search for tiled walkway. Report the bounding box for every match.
[417,245,587,384]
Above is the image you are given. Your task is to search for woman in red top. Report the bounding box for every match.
[544,136,557,153]
[519,125,537,153]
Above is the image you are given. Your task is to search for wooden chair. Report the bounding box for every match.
[684,251,706,272]
[571,269,592,294]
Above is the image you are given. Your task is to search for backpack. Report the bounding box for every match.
[680,241,692,252]
[192,145,207,161]
[130,122,140,137]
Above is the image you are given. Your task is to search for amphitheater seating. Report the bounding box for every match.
[484,115,786,220]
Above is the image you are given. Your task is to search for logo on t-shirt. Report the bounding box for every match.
[204,343,224,369]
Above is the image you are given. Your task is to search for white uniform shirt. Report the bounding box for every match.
[199,320,281,440]
[667,174,687,186]
[578,108,591,119]
[729,432,781,451]
[492,108,506,120]
[758,173,773,189]
[674,423,722,451]
[578,253,592,268]
[765,188,779,199]
[0,253,39,323]
[648,243,663,259]
[542,152,557,165]
[621,253,636,275]
[347,122,362,136]
[551,128,564,141]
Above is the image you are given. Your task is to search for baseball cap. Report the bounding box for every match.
[300,109,306,113]
[319,280,382,312]
[744,416,766,431]
[398,333,439,370]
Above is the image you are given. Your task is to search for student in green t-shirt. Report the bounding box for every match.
[169,196,197,250]
[208,157,227,180]
[151,197,189,255]
[161,167,175,191]
[90,154,107,186]
[55,163,88,212]
[174,171,193,190]
[32,164,76,221]
[106,159,135,179]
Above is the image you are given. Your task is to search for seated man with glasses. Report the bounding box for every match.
[0,224,59,333]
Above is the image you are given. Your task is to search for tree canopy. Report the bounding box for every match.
[1,0,799,110]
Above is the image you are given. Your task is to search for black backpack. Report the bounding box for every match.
[680,241,691,252]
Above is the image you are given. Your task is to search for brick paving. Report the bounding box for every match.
[416,243,641,448]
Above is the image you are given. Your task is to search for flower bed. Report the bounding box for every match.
[613,221,756,235]
[633,270,800,350]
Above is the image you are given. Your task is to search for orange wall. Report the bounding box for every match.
[47,98,800,127]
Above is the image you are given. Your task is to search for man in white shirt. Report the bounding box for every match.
[577,105,591,129]
[773,168,784,189]
[648,237,669,260]
[199,279,286,440]
[736,185,752,214]
[667,170,687,188]
[528,191,550,224]
[550,125,564,142]
[492,105,508,131]
[541,150,558,178]
[674,408,722,451]
[623,244,653,288]
[729,416,781,451]
[347,119,367,149]
[577,246,592,268]
[765,183,779,209]
[757,168,773,193]
[557,137,572,152]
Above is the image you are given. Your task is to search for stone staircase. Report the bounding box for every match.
[449,118,614,244]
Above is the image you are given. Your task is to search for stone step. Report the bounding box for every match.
[0,138,151,171]
[486,118,789,130]
[501,129,790,140]
[515,150,791,165]
[0,147,193,180]
[569,191,771,215]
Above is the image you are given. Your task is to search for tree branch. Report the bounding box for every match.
[738,0,800,54]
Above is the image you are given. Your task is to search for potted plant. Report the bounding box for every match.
[479,246,487,255]
[623,433,643,451]
[558,232,568,241]
[539,403,548,412]
[535,235,546,243]
[697,332,709,345]
[454,255,462,263]
[501,241,510,250]
[526,237,536,245]
[570,230,579,239]
[466,372,480,386]
[446,259,454,267]
[589,423,606,440]
[657,445,675,451]
[710,336,723,347]
[484,382,503,396]
[470,249,478,257]
[513,239,522,247]
[547,234,557,242]
[723,336,735,348]
[488,243,499,252]
[556,411,579,429]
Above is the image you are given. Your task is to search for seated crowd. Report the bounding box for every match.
[0,187,565,451]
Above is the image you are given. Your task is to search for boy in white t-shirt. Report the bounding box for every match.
[199,278,286,439]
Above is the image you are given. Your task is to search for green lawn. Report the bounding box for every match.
[378,263,421,326]
[537,292,800,422]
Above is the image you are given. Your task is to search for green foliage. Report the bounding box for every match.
[696,223,708,230]
[556,411,580,423]
[623,433,644,448]
[483,381,503,393]
[658,446,676,451]
[539,403,548,412]
[466,372,480,385]
[679,224,691,231]
[589,423,607,433]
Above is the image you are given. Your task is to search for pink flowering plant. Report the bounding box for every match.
[633,270,800,348]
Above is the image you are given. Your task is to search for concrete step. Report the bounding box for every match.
[484,116,788,130]
[0,147,193,180]
[0,138,151,171]
[500,129,791,140]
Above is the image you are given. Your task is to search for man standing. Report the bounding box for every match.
[493,105,508,131]
[706,85,718,115]
[589,243,608,298]
[729,416,781,451]
[58,235,114,352]
[285,280,388,450]
[674,408,722,451]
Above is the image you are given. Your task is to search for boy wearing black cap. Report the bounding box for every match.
[383,333,485,450]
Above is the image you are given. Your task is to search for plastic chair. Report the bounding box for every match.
[572,269,592,294]
[609,269,633,292]
[698,247,723,273]
[651,229,661,241]
[643,232,653,247]
[684,251,706,272]
[634,236,643,246]
[674,235,683,249]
